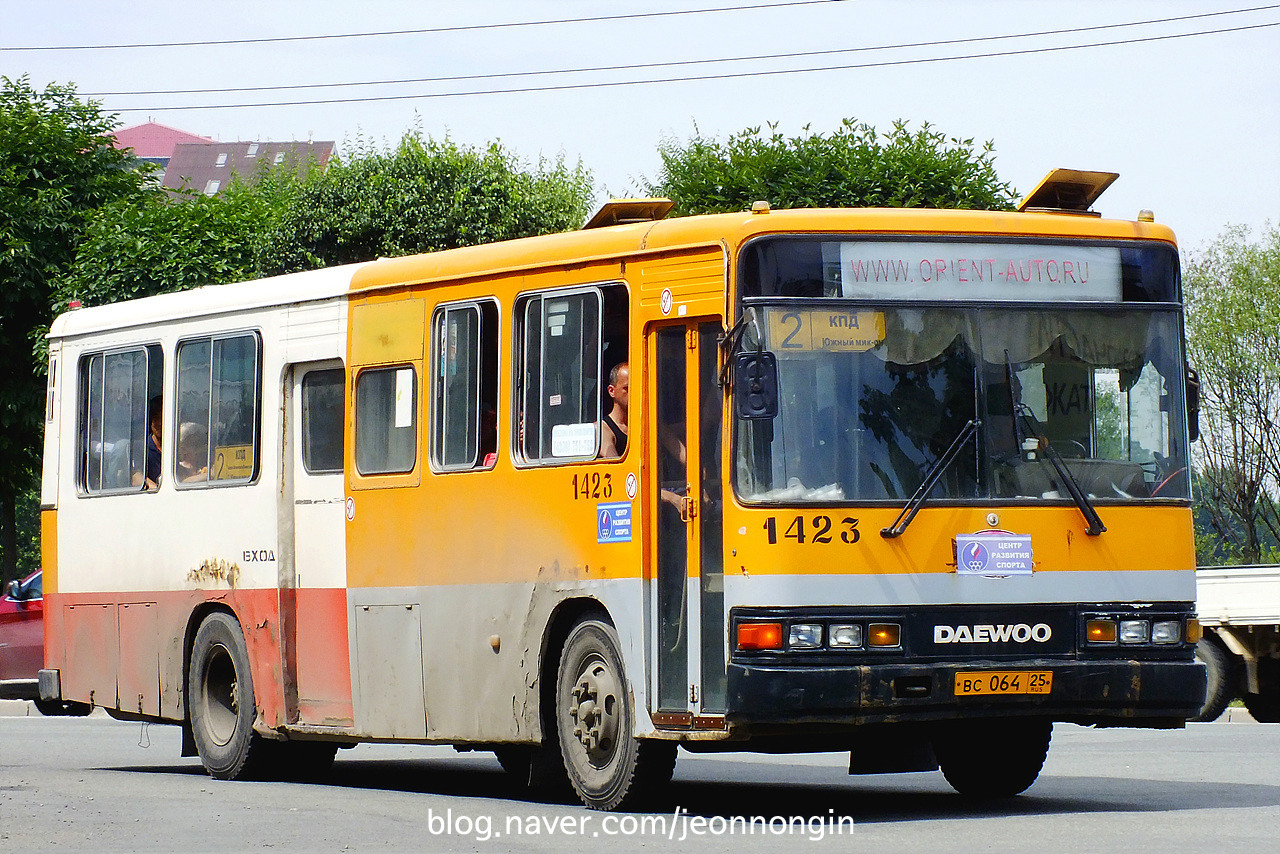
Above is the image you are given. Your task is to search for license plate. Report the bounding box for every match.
[954,670,1052,696]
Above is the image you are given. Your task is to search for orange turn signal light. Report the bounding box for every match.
[1086,619,1117,644]
[1186,618,1202,644]
[737,622,783,651]
[867,623,901,648]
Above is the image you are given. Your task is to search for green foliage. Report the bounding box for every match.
[1185,224,1280,563]
[10,480,40,574]
[1094,387,1124,460]
[58,179,293,308]
[0,75,153,580]
[255,133,594,274]
[647,118,1017,215]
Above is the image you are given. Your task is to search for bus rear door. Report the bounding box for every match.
[282,360,353,726]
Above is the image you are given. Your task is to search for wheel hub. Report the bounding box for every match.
[568,660,619,763]
[204,644,241,746]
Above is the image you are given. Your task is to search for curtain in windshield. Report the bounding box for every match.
[734,307,1188,503]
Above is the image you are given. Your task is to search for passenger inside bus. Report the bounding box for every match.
[599,362,629,458]
[177,422,209,482]
[131,395,162,490]
[597,290,629,459]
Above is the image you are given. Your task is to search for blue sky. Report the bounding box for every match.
[5,0,1276,252]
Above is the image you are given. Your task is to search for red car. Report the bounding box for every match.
[1,570,89,715]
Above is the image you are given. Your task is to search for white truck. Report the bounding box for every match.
[1194,565,1280,722]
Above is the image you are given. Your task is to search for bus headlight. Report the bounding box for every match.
[788,624,823,649]
[1119,620,1150,644]
[1151,620,1181,644]
[828,624,863,648]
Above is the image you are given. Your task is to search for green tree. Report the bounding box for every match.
[648,118,1017,214]
[256,132,594,274]
[1185,224,1280,564]
[0,76,154,582]
[57,177,295,308]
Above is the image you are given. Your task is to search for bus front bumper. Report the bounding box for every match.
[725,658,1205,727]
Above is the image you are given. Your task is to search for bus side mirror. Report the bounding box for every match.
[5,579,20,600]
[734,351,779,420]
[1186,366,1200,443]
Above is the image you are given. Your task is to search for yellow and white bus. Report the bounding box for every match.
[39,171,1204,810]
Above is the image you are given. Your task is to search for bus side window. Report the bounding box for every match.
[354,366,417,474]
[430,300,498,471]
[515,283,625,465]
[301,368,345,474]
[78,345,162,495]
[175,332,261,486]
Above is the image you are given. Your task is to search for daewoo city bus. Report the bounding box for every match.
[39,170,1205,810]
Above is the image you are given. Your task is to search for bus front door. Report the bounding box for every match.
[651,321,726,722]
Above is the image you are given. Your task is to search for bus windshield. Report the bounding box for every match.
[734,305,1190,504]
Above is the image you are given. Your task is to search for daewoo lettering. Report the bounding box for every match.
[934,623,1053,644]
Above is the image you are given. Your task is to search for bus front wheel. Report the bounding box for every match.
[555,618,676,810]
[188,612,269,780]
[934,718,1052,798]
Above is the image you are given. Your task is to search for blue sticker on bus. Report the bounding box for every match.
[597,502,632,543]
[955,532,1033,576]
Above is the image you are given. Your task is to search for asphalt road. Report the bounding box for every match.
[1,710,1276,853]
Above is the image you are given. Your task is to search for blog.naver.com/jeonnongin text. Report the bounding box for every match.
[419,806,855,843]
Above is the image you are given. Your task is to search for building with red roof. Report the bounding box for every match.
[112,121,214,181]
[162,140,335,195]
[111,122,334,195]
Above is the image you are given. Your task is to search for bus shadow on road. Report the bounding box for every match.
[662,775,1280,823]
[104,754,1280,822]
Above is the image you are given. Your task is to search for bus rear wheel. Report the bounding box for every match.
[188,612,269,780]
[555,618,676,811]
[934,718,1052,798]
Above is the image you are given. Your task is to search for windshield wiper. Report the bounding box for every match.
[881,419,980,539]
[718,308,758,387]
[1013,405,1106,536]
[1002,352,1105,536]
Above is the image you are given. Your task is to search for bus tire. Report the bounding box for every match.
[934,718,1051,798]
[1192,638,1237,722]
[188,612,268,780]
[555,618,676,811]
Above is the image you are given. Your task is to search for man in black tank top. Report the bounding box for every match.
[600,362,630,457]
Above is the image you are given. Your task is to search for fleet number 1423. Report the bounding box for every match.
[763,515,860,545]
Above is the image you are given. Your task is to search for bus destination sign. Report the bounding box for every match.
[765,308,886,352]
[839,241,1122,302]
